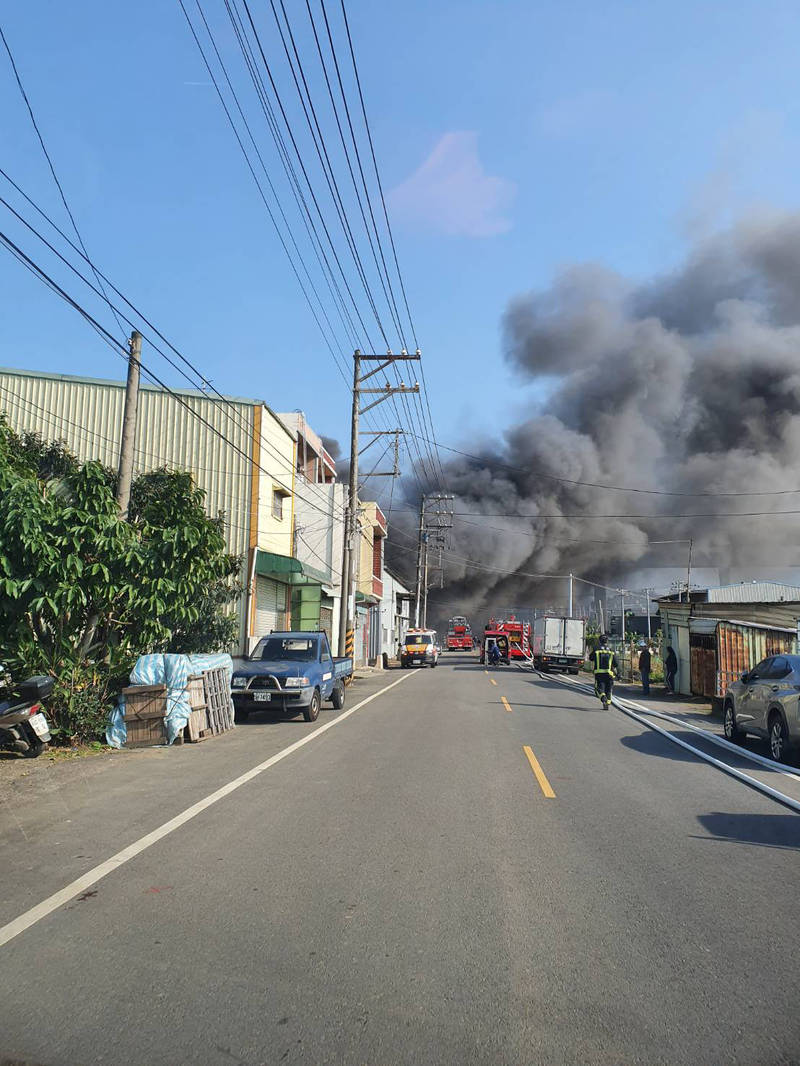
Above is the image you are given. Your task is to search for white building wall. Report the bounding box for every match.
[293,481,345,650]
[381,571,412,658]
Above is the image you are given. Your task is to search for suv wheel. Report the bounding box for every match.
[303,689,321,723]
[723,702,744,743]
[769,711,791,763]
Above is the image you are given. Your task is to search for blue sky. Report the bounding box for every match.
[2,0,799,459]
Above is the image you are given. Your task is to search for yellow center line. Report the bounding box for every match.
[501,696,512,713]
[523,745,556,798]
[489,678,497,686]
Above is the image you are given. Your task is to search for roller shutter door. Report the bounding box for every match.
[255,576,285,637]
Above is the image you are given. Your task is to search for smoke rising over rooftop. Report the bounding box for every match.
[404,213,800,618]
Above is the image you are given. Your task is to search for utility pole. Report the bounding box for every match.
[620,590,625,642]
[686,539,693,602]
[568,573,574,616]
[414,498,425,628]
[116,330,142,518]
[422,537,430,628]
[338,349,420,658]
[645,588,652,642]
[414,493,453,628]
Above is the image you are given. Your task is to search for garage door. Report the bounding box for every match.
[255,576,287,637]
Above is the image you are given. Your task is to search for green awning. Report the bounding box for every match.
[295,560,330,585]
[255,549,330,587]
[255,550,303,579]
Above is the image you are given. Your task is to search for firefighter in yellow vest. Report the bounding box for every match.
[593,635,619,708]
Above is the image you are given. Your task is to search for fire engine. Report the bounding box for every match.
[446,616,474,651]
[479,615,531,663]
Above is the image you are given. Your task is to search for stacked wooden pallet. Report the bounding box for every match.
[178,675,208,744]
[202,667,235,735]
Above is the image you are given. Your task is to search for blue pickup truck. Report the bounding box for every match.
[231,632,353,722]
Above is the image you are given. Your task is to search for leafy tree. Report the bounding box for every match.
[0,417,242,741]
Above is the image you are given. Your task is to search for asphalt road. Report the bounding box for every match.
[2,656,800,1066]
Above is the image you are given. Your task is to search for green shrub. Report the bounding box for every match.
[0,418,242,742]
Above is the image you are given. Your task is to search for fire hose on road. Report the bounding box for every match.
[540,669,800,814]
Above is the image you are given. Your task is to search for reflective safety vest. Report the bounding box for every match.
[594,649,615,675]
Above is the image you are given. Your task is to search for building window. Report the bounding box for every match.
[373,534,383,578]
[272,488,289,520]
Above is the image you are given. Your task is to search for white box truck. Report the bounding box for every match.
[532,617,586,673]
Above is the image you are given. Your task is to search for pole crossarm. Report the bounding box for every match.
[359,384,419,416]
[358,351,422,360]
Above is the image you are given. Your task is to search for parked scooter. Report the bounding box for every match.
[0,666,54,757]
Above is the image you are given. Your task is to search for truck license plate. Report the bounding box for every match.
[29,712,50,736]
[253,692,271,702]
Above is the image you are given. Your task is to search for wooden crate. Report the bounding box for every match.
[122,684,167,717]
[123,684,167,748]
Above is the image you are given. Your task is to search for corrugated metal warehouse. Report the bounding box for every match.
[0,365,306,653]
[658,583,800,697]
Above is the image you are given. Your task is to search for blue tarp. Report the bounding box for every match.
[106,652,234,748]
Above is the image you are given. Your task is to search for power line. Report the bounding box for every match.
[186,0,403,455]
[336,0,446,488]
[0,21,127,343]
[0,228,355,523]
[178,0,358,395]
[258,0,436,489]
[0,188,342,509]
[190,2,436,495]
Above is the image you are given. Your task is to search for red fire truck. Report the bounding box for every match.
[446,616,474,651]
[480,616,531,662]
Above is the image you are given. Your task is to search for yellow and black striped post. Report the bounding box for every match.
[344,627,354,684]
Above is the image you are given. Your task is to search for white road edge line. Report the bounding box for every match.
[540,671,800,815]
[554,672,800,780]
[0,671,417,951]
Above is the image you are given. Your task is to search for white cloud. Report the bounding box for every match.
[387,131,515,238]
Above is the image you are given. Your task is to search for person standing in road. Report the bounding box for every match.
[593,635,619,708]
[638,644,652,696]
[665,645,678,694]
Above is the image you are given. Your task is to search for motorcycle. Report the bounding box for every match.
[0,666,54,758]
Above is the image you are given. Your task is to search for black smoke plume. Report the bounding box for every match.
[389,213,800,620]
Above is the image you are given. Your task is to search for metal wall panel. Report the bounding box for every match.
[705,582,800,604]
[716,620,796,696]
[0,369,252,559]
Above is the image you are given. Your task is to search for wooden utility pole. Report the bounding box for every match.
[116,330,142,518]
